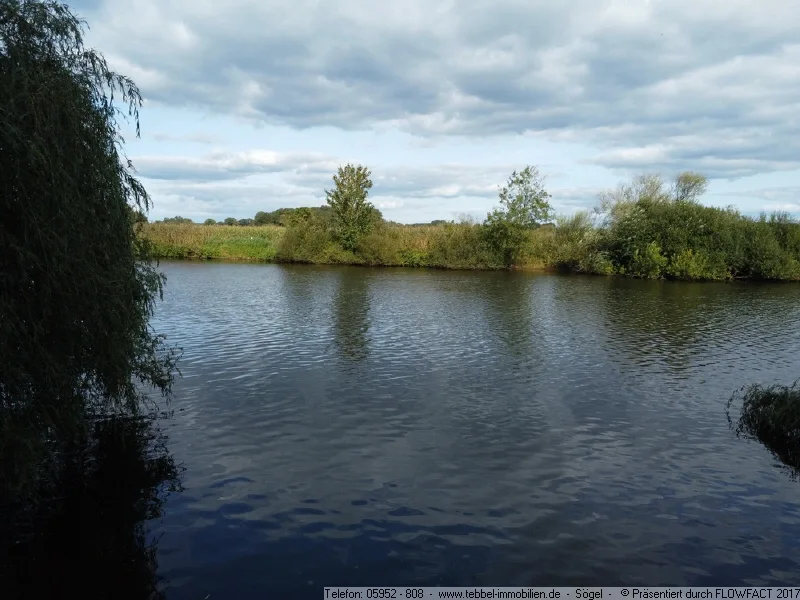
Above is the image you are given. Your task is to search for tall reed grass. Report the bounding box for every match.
[142,223,285,261]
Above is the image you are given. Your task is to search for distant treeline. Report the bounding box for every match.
[142,167,800,281]
[154,207,454,228]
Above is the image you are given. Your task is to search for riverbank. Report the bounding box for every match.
[141,202,800,281]
[140,221,521,268]
[140,221,582,271]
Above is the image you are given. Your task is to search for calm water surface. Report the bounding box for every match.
[148,262,800,597]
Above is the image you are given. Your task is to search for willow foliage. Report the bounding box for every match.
[727,381,800,476]
[0,0,179,500]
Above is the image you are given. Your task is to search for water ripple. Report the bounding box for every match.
[150,263,800,598]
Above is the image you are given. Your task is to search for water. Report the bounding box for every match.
[147,262,800,597]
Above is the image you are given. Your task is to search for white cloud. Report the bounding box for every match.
[766,203,800,212]
[151,132,225,145]
[134,150,341,182]
[133,150,608,221]
[375,200,404,210]
[64,0,800,220]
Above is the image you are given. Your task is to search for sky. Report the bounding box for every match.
[70,0,800,224]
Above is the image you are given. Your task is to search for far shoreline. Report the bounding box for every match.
[154,256,799,285]
[141,201,800,284]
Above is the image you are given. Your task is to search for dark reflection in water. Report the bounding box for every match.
[478,273,538,367]
[150,263,800,599]
[332,268,373,366]
[1,413,183,600]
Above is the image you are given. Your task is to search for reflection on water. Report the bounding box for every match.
[333,269,373,366]
[1,412,182,600]
[145,263,800,598]
[478,273,538,368]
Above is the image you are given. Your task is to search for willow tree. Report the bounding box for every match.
[0,0,179,501]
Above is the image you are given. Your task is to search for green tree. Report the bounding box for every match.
[672,171,708,202]
[0,0,179,501]
[162,215,193,224]
[203,218,216,225]
[325,163,377,251]
[310,204,336,227]
[237,218,254,226]
[127,206,148,225]
[223,217,237,226]
[286,207,313,226]
[484,166,553,267]
[254,210,271,225]
[496,166,554,227]
[597,172,706,223]
[595,173,671,226]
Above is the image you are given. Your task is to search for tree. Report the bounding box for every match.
[254,210,271,225]
[0,0,178,501]
[325,163,377,251]
[596,172,708,227]
[484,166,553,267]
[672,171,708,202]
[162,215,193,224]
[237,218,254,226]
[495,166,554,227]
[286,207,313,226]
[223,217,237,226]
[203,218,216,226]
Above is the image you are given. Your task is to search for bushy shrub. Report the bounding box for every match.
[275,218,332,263]
[356,228,403,266]
[768,212,800,257]
[596,173,800,281]
[482,217,528,267]
[577,251,615,276]
[551,211,600,271]
[430,221,496,269]
[626,241,667,278]
[666,248,728,281]
[398,248,429,267]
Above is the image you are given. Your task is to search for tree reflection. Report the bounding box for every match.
[332,268,373,367]
[476,272,537,370]
[601,278,713,371]
[278,264,321,317]
[1,411,183,600]
[592,278,800,377]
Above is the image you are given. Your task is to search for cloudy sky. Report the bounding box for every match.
[72,0,800,223]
